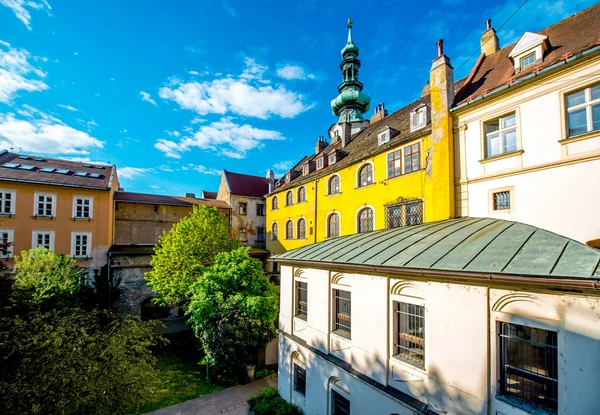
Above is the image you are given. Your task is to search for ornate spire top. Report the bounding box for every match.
[347,16,353,42]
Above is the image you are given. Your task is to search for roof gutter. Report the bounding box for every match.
[0,177,110,191]
[271,258,600,291]
[450,44,600,113]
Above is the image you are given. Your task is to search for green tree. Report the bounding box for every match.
[187,247,278,384]
[146,205,238,307]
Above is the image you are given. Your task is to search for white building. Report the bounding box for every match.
[275,218,600,415]
[453,5,600,248]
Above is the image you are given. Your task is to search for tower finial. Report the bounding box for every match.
[347,16,353,28]
[347,16,353,42]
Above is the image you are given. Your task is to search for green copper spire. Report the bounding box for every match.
[331,17,371,123]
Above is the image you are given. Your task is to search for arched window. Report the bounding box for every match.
[297,186,306,203]
[271,222,278,241]
[358,207,374,233]
[329,377,351,415]
[286,191,293,206]
[358,164,373,187]
[327,213,340,238]
[285,220,294,240]
[328,175,340,195]
[272,196,278,210]
[297,218,306,239]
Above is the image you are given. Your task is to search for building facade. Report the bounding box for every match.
[275,218,600,415]
[266,19,456,260]
[453,5,600,247]
[0,150,118,269]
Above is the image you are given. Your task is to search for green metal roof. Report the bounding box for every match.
[273,218,600,279]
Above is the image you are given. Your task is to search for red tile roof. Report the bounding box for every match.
[455,3,600,106]
[224,170,268,198]
[114,191,230,209]
[0,151,114,189]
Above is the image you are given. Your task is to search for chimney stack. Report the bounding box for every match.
[315,136,328,154]
[340,121,352,148]
[370,103,388,124]
[481,19,500,56]
[266,169,275,193]
[185,193,196,198]
[436,39,444,57]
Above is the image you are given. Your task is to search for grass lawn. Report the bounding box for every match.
[126,355,223,414]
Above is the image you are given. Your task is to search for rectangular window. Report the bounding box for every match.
[256,204,265,216]
[394,302,425,368]
[332,390,350,415]
[317,158,323,169]
[296,281,308,320]
[333,289,351,338]
[256,227,265,242]
[0,229,14,258]
[239,202,247,215]
[73,196,93,219]
[329,154,336,165]
[0,191,15,215]
[498,322,558,414]
[485,113,517,158]
[493,191,511,210]
[520,52,535,68]
[34,193,55,217]
[403,143,420,173]
[72,232,91,258]
[386,200,423,228]
[32,231,54,251]
[387,150,402,178]
[566,83,600,137]
[293,364,306,397]
[379,132,388,145]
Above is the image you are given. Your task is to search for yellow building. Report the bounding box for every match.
[266,21,456,258]
[0,150,119,269]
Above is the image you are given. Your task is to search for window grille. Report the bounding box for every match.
[329,176,340,194]
[358,164,373,187]
[296,281,308,320]
[298,186,306,203]
[385,200,423,228]
[403,143,420,173]
[498,322,558,414]
[286,191,293,206]
[293,364,306,396]
[285,220,293,239]
[485,113,517,158]
[297,218,306,240]
[566,82,600,137]
[394,302,425,368]
[331,390,350,415]
[493,191,511,210]
[358,208,373,233]
[327,213,340,238]
[333,289,351,338]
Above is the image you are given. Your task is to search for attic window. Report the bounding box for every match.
[378,131,389,146]
[410,104,430,132]
[329,153,336,165]
[303,165,309,175]
[520,53,535,69]
[316,157,324,170]
[508,32,548,73]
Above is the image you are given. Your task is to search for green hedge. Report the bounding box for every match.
[248,387,301,415]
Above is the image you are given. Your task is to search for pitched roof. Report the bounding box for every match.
[0,151,114,189]
[274,218,600,279]
[455,3,600,106]
[202,190,217,200]
[224,170,268,198]
[114,191,230,209]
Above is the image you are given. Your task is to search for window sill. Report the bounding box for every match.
[296,200,308,205]
[355,183,375,190]
[479,149,523,164]
[325,192,341,197]
[559,129,600,144]
[72,217,93,221]
[294,314,307,322]
[391,354,425,372]
[72,256,93,260]
[494,394,552,415]
[0,213,14,218]
[32,215,55,220]
[331,329,351,341]
[383,168,424,183]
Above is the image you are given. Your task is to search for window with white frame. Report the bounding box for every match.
[32,230,54,251]
[484,113,517,158]
[565,82,600,137]
[0,228,14,258]
[297,218,306,240]
[328,175,340,195]
[285,220,293,240]
[357,207,373,233]
[34,193,56,217]
[357,164,373,187]
[520,52,535,69]
[393,301,425,369]
[493,191,511,210]
[71,232,92,258]
[286,191,293,206]
[378,131,389,145]
[497,322,558,414]
[73,196,93,219]
[0,190,15,215]
[297,186,306,203]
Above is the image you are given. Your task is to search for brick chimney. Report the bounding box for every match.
[481,19,500,56]
[370,103,388,124]
[339,121,352,148]
[315,136,328,154]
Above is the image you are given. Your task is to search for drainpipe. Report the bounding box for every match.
[314,178,319,244]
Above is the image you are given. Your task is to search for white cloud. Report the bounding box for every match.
[190,117,206,124]
[119,129,128,133]
[159,57,312,119]
[164,130,181,137]
[110,77,116,81]
[188,70,200,75]
[0,0,52,30]
[154,117,284,159]
[0,40,48,103]
[187,164,221,175]
[273,160,294,171]
[94,92,100,97]
[118,167,154,179]
[149,184,160,190]
[57,104,78,112]
[73,52,78,56]
[276,64,316,80]
[140,90,158,106]
[221,0,237,18]
[159,164,174,172]
[0,107,103,155]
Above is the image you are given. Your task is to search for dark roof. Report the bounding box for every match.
[0,151,114,189]
[114,191,230,209]
[224,170,269,198]
[274,218,600,279]
[455,3,600,106]
[202,191,217,200]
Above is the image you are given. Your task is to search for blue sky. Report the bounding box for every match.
[0,0,596,195]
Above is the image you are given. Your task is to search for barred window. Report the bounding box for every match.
[498,322,558,414]
[357,207,373,233]
[293,364,306,396]
[297,218,306,240]
[333,289,351,338]
[386,200,423,228]
[358,164,373,187]
[493,191,511,210]
[295,281,307,320]
[272,196,278,210]
[298,186,306,203]
[271,223,278,241]
[565,82,600,137]
[286,191,293,206]
[403,143,420,173]
[328,175,340,195]
[285,220,293,240]
[394,302,425,368]
[327,213,340,238]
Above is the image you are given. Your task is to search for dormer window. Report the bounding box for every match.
[508,32,548,73]
[410,104,430,132]
[378,131,389,145]
[520,52,535,69]
[316,156,327,170]
[329,153,336,165]
[303,164,309,175]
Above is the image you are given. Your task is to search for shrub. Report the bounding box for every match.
[248,387,301,415]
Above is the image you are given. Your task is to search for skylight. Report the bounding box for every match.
[83,163,92,168]
[56,169,70,174]
[95,165,105,170]
[2,163,20,168]
[88,173,101,178]
[75,171,88,177]
[18,165,35,170]
[41,167,56,173]
[33,157,44,162]
[18,156,30,160]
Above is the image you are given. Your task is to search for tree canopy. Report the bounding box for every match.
[187,247,278,384]
[145,205,238,307]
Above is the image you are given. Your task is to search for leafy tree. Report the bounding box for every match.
[146,205,238,307]
[187,247,278,384]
